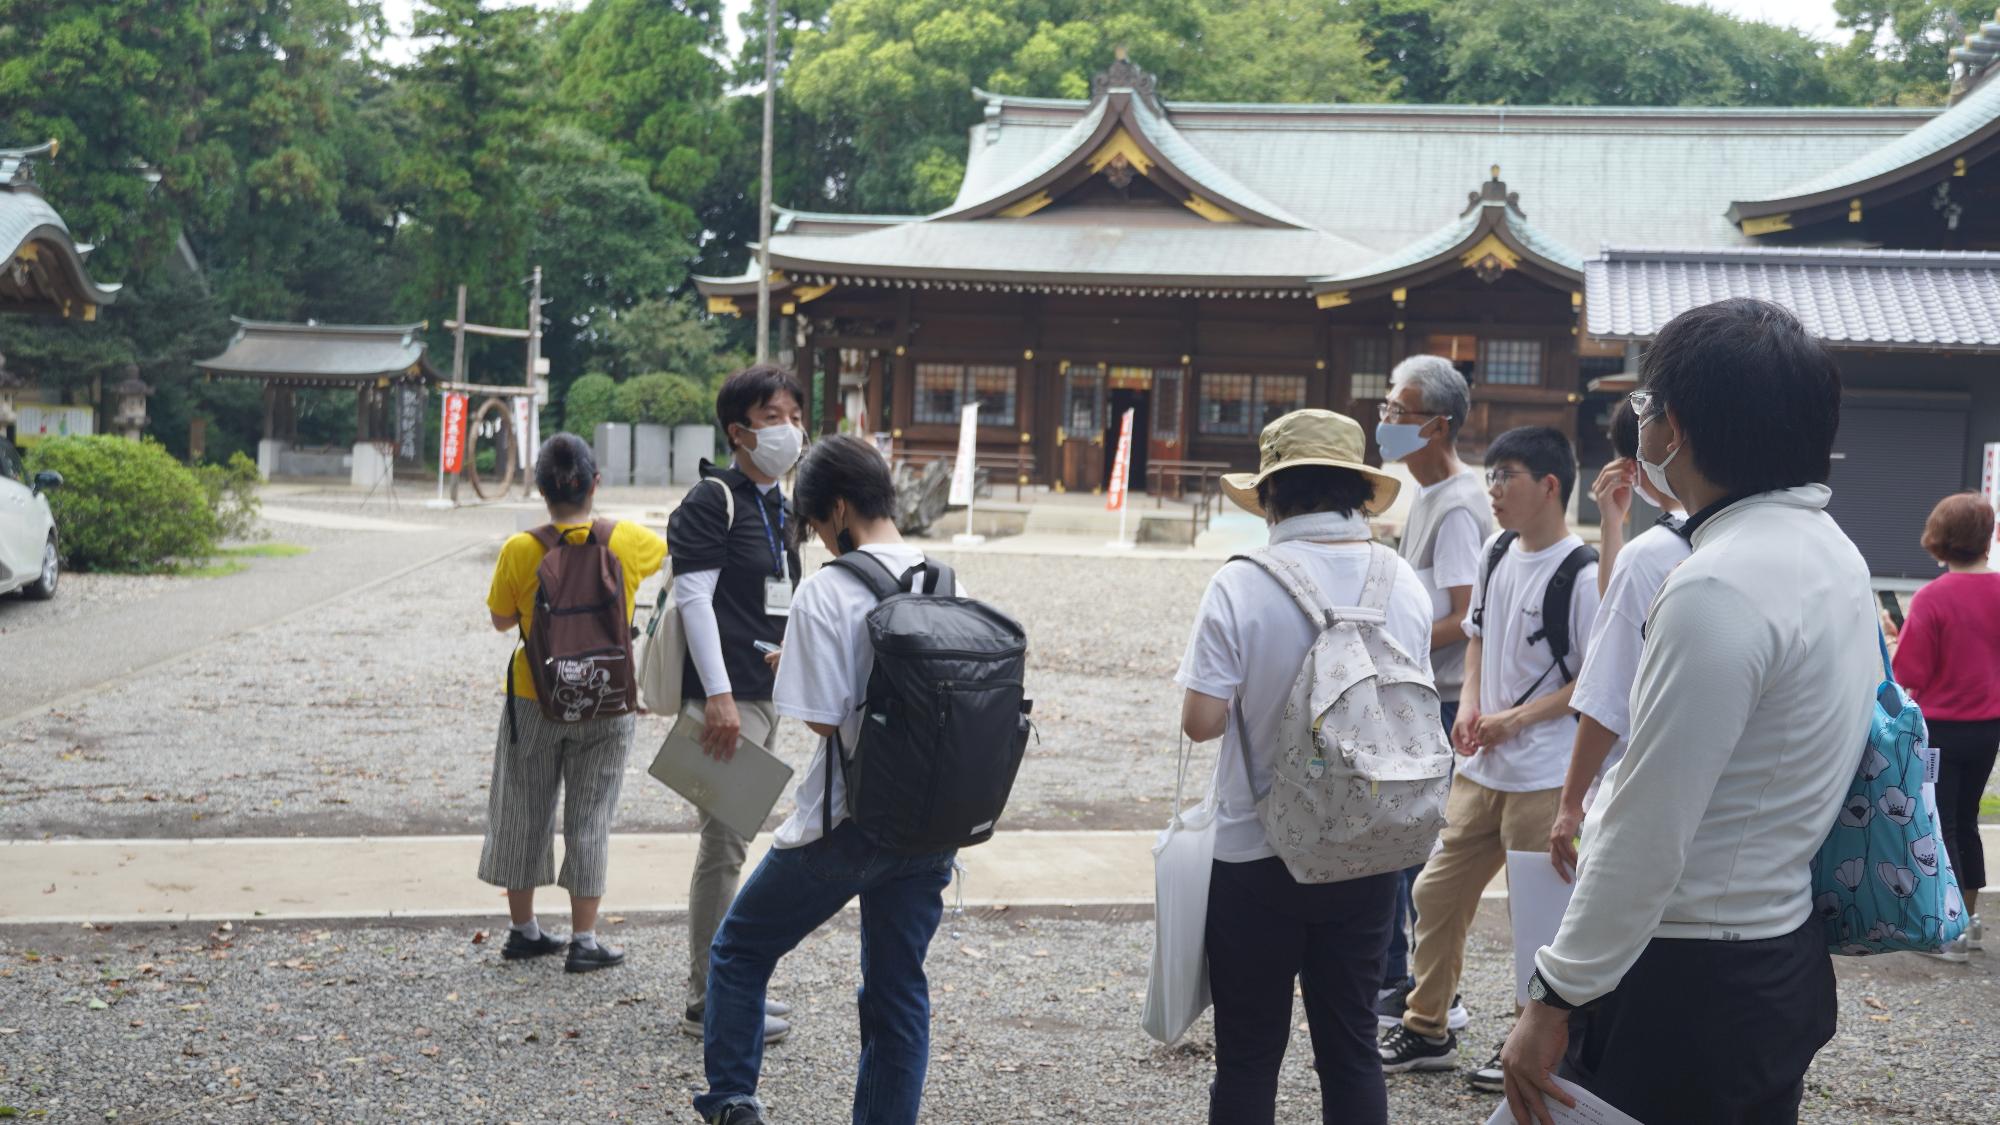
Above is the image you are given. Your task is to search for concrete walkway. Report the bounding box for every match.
[16,827,1994,927]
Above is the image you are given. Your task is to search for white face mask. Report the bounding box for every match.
[1374,419,1432,463]
[743,423,803,478]
[1636,414,1681,505]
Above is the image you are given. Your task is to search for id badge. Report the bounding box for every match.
[764,576,793,617]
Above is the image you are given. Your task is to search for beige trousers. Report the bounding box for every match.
[1403,774,1561,1038]
[686,698,774,1008]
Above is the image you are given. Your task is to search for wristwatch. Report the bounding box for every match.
[1527,969,1578,1011]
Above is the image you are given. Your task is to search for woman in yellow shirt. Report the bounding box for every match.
[479,433,664,973]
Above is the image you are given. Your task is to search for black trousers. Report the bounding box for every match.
[1560,919,1836,1125]
[1929,717,2000,895]
[1205,858,1397,1125]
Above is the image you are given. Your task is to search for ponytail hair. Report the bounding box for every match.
[535,433,597,509]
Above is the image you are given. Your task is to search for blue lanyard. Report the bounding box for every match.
[753,492,787,578]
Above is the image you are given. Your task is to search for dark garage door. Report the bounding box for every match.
[1825,393,1969,579]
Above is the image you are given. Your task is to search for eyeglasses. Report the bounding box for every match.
[1627,390,1659,418]
[1377,403,1439,422]
[1485,468,1533,488]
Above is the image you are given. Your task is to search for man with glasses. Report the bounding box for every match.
[1382,426,1599,1092]
[1372,356,1491,1033]
[1501,299,1873,1125]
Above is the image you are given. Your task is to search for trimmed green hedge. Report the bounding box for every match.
[26,436,222,572]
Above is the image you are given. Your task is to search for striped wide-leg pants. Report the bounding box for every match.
[476,698,635,897]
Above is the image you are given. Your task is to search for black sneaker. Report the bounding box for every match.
[1375,985,1470,1031]
[1468,1045,1505,1092]
[1379,1024,1458,1073]
[500,929,565,961]
[707,1103,767,1125]
[565,940,627,973]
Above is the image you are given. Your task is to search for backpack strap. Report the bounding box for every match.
[1230,547,1340,629]
[1528,544,1599,681]
[588,518,618,547]
[526,524,563,552]
[1471,531,1519,630]
[1351,543,1398,616]
[903,560,955,596]
[828,550,905,601]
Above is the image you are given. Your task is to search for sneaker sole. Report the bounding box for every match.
[501,945,562,961]
[565,957,626,973]
[1380,1052,1459,1074]
[1469,1075,1506,1093]
[1378,1008,1470,1031]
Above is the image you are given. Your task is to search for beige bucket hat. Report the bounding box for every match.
[1221,408,1401,518]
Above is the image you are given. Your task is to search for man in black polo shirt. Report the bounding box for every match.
[667,364,807,1045]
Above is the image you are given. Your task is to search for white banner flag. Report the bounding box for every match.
[948,402,980,506]
[1106,407,1135,512]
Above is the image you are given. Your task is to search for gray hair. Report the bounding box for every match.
[1389,354,1470,438]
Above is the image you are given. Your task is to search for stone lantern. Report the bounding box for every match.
[112,365,150,441]
[0,353,18,432]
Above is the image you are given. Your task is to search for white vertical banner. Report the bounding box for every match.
[1984,443,2000,544]
[949,402,985,546]
[1106,407,1136,548]
[513,397,534,472]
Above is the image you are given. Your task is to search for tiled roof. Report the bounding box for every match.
[1584,246,2000,349]
[0,143,120,309]
[1311,187,1583,289]
[1733,69,2000,212]
[957,97,1932,254]
[767,218,1373,293]
[197,318,437,384]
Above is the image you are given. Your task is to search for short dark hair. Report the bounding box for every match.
[1609,398,1640,461]
[1258,465,1376,521]
[1922,492,1995,566]
[794,434,895,525]
[1638,298,1841,495]
[716,363,806,449]
[535,433,597,509]
[1486,425,1577,505]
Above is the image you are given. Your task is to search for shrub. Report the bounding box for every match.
[615,372,708,427]
[25,436,221,572]
[564,372,617,436]
[193,451,264,542]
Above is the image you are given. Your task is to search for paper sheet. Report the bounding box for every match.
[1504,849,1576,1006]
[1483,1075,1645,1125]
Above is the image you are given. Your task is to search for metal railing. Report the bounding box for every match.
[1147,458,1232,545]
[896,446,1033,502]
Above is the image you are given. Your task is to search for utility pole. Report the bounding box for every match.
[755,0,777,363]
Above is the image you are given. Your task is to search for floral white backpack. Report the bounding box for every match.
[1234,543,1451,883]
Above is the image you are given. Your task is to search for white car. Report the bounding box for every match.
[0,437,61,599]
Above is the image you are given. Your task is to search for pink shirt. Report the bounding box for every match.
[1892,571,2000,723]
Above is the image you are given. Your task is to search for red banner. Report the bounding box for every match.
[1106,407,1135,511]
[440,393,468,474]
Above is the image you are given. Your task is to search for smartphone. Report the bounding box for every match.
[754,640,781,656]
[1877,590,1904,630]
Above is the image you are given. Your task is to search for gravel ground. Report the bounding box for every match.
[0,524,1222,839]
[3,904,1992,1124]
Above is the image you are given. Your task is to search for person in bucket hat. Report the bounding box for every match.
[1221,408,1401,519]
[1178,407,1433,1125]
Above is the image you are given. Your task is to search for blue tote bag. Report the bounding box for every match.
[1811,632,1968,955]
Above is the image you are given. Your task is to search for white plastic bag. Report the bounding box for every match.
[638,478,732,715]
[1141,735,1219,1045]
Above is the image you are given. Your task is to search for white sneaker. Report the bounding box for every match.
[1969,914,1984,952]
[1920,934,1971,963]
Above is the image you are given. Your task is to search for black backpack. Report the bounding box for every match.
[824,552,1032,855]
[1471,531,1598,707]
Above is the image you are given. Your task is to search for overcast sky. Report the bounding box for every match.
[376,1,1850,66]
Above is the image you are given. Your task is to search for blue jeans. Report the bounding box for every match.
[1383,700,1456,988]
[695,820,955,1125]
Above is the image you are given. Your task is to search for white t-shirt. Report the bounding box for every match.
[1459,531,1601,793]
[770,542,945,849]
[1175,518,1435,863]
[1569,520,1690,811]
[1412,480,1486,701]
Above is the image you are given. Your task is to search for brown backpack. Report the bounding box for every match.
[509,519,636,739]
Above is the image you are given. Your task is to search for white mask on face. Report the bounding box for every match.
[743,423,804,478]
[1635,414,1681,505]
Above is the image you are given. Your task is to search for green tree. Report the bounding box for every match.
[614,371,709,426]
[1833,1,1989,103]
[563,372,617,435]
[1353,0,1450,102]
[599,296,744,384]
[556,0,736,251]
[1435,0,1846,106]
[1176,0,1393,103]
[520,125,688,409]
[0,0,215,278]
[392,0,545,375]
